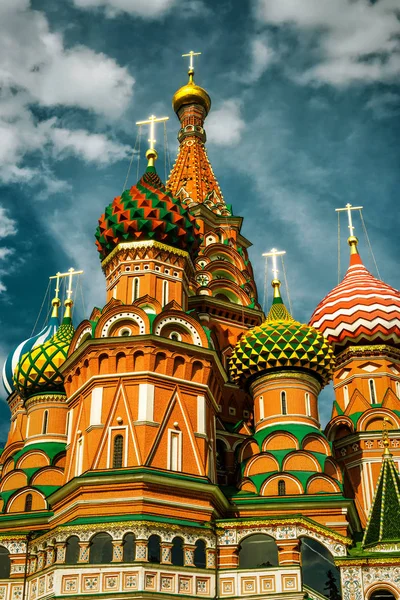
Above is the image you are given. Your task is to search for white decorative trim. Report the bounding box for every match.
[155,317,202,346]
[101,312,146,337]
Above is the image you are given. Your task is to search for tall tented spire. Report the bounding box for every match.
[167,52,230,216]
[363,426,400,549]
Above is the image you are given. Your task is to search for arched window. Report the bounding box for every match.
[281,391,287,415]
[113,435,124,469]
[194,540,206,568]
[305,393,311,416]
[122,533,135,563]
[259,396,264,421]
[300,537,341,596]
[132,278,140,302]
[24,493,33,512]
[65,411,70,437]
[162,280,169,307]
[370,590,397,600]
[89,532,113,564]
[369,379,377,403]
[65,536,80,565]
[171,537,184,566]
[0,545,11,578]
[396,381,400,399]
[278,480,286,496]
[42,410,48,434]
[148,535,161,563]
[238,534,278,569]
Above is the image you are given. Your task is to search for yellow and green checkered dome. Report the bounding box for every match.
[230,283,335,388]
[13,314,74,399]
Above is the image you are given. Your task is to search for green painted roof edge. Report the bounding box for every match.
[65,514,211,529]
[13,442,66,465]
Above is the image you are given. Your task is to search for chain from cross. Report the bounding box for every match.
[135,115,169,153]
[262,248,286,280]
[49,268,84,301]
[335,203,363,237]
[182,50,201,71]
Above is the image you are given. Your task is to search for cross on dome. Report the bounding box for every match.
[262,248,286,281]
[182,50,201,73]
[136,114,169,167]
[49,268,83,318]
[335,203,363,238]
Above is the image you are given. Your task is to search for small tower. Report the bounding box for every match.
[310,205,400,524]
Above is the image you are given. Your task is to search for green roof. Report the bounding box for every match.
[65,514,210,529]
[253,423,331,451]
[13,442,66,465]
[363,449,400,549]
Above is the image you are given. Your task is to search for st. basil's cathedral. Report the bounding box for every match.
[1,57,400,600]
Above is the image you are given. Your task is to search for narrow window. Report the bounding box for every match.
[305,393,311,416]
[26,415,30,438]
[24,493,32,512]
[259,396,264,421]
[162,280,169,307]
[169,430,182,471]
[343,385,349,408]
[278,480,286,496]
[281,391,287,415]
[65,411,70,438]
[369,379,377,404]
[113,435,124,468]
[42,410,48,434]
[396,381,400,398]
[132,278,140,302]
[113,285,117,299]
[76,437,84,476]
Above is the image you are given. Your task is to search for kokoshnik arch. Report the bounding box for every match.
[1,53,400,600]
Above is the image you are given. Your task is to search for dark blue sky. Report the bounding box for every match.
[1,0,399,438]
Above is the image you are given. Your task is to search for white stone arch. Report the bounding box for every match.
[75,326,92,348]
[219,524,347,557]
[101,312,146,337]
[154,316,203,347]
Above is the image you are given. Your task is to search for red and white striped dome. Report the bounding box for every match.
[310,248,400,351]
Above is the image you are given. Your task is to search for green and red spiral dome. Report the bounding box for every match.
[95,166,201,260]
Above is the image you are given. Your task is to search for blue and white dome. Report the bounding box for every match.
[2,316,59,396]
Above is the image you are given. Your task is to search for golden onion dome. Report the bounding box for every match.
[172,69,211,116]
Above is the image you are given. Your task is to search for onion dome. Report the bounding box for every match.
[2,302,59,396]
[13,301,75,400]
[230,280,335,388]
[172,69,211,116]
[95,165,201,261]
[310,237,400,351]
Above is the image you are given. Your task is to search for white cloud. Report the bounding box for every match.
[71,0,177,18]
[246,36,275,83]
[255,0,400,86]
[0,207,17,294]
[0,208,17,240]
[49,126,131,164]
[206,100,245,146]
[0,0,134,187]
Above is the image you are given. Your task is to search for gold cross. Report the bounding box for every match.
[335,203,363,237]
[262,248,286,280]
[49,268,84,301]
[182,50,201,71]
[135,114,169,152]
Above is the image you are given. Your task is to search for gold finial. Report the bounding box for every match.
[182,50,201,81]
[335,203,363,251]
[50,268,83,320]
[136,115,169,167]
[382,417,392,458]
[50,271,62,318]
[262,249,287,301]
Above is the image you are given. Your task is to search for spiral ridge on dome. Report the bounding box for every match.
[95,166,201,260]
[230,290,335,387]
[310,251,400,350]
[14,318,75,399]
[2,316,59,396]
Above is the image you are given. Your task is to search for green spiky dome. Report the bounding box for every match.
[14,317,75,399]
[230,286,335,388]
[95,166,201,260]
